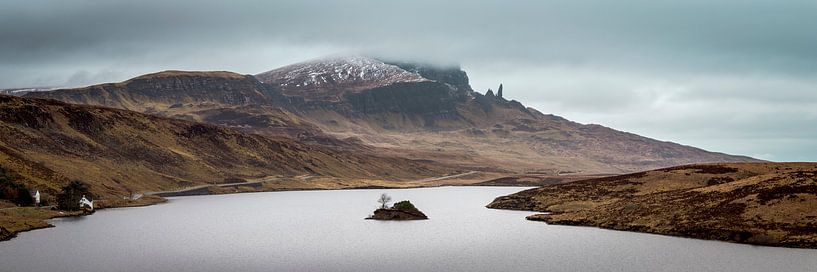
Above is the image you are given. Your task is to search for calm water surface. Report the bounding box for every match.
[1,186,816,272]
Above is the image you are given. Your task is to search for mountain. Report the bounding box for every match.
[0,95,448,204]
[487,162,817,248]
[255,56,758,173]
[27,56,757,175]
[256,56,493,127]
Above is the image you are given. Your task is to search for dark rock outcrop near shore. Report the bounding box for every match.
[367,200,428,220]
[0,226,14,241]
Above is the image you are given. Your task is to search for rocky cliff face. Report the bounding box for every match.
[383,61,472,92]
[254,56,478,129]
[254,56,538,131]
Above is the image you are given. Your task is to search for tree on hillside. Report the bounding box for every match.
[56,180,92,211]
[377,193,392,209]
[0,166,33,206]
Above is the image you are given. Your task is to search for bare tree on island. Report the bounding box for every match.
[377,193,392,209]
[367,194,428,220]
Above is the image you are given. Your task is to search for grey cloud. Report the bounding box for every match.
[1,0,815,160]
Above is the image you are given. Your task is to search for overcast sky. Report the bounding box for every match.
[2,0,816,161]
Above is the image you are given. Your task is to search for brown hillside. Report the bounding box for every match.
[25,71,332,141]
[256,57,757,173]
[28,57,758,174]
[0,95,447,201]
[487,162,817,248]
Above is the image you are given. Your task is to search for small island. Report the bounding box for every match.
[366,194,428,220]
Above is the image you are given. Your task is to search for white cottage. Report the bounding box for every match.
[32,190,40,206]
[79,195,93,211]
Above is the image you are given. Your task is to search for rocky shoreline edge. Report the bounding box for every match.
[487,163,817,249]
[522,213,817,249]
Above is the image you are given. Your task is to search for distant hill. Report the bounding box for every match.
[28,56,758,174]
[487,162,817,248]
[25,70,337,143]
[0,87,58,96]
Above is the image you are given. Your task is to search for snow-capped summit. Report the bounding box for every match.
[255,56,430,97]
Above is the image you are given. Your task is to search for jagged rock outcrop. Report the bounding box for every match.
[0,226,13,241]
[255,56,477,129]
[383,61,472,92]
[345,81,462,115]
[497,84,503,98]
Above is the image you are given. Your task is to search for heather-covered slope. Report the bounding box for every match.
[26,71,332,141]
[0,95,446,202]
[29,71,271,111]
[487,163,817,248]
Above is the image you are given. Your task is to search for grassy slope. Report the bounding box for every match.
[0,95,450,199]
[487,162,817,248]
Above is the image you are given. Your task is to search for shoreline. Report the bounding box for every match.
[0,196,167,242]
[0,169,585,242]
[523,212,817,249]
[486,162,817,250]
[1,178,531,242]
[0,208,87,242]
[487,202,817,250]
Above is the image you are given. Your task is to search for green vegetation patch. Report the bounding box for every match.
[391,200,418,211]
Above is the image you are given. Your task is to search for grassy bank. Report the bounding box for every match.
[0,196,166,241]
[488,163,817,249]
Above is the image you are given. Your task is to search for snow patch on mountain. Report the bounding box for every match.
[256,56,429,93]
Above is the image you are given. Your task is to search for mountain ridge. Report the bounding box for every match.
[25,55,758,174]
